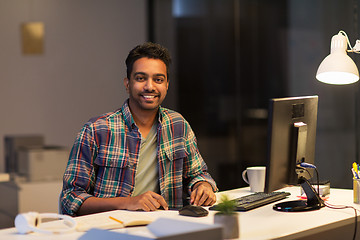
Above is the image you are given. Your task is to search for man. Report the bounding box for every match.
[60,42,217,216]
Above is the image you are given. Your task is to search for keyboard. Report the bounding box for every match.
[210,191,291,212]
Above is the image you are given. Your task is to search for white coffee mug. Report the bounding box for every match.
[242,166,266,192]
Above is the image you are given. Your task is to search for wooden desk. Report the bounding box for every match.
[0,186,359,240]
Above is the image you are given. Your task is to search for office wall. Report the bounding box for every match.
[0,0,147,172]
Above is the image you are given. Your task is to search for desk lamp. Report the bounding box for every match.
[316,31,359,84]
[316,30,360,187]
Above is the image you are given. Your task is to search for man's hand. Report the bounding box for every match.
[126,191,168,211]
[190,182,216,206]
[78,191,168,215]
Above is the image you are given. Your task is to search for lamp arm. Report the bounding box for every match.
[351,40,360,53]
[339,30,360,53]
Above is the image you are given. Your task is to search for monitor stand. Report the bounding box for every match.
[273,176,325,212]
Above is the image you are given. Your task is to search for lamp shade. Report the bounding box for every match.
[316,33,359,85]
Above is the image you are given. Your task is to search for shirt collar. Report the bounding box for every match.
[121,99,163,129]
[157,106,164,123]
[121,99,136,130]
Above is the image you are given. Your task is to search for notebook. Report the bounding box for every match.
[75,210,154,231]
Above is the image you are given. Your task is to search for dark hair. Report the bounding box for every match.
[125,42,172,80]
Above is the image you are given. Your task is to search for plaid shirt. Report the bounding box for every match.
[60,100,217,216]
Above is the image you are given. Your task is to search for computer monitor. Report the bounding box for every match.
[264,95,324,212]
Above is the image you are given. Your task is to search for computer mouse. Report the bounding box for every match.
[178,205,209,217]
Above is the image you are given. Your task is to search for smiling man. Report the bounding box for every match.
[60,42,218,216]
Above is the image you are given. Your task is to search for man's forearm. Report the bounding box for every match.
[77,191,169,216]
[77,196,129,216]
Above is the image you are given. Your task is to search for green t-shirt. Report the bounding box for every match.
[132,123,159,196]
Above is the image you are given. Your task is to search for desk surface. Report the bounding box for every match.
[0,186,358,240]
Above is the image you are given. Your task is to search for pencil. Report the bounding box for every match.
[109,216,124,224]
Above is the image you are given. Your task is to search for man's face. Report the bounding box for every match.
[124,57,169,113]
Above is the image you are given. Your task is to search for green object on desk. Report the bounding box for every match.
[212,194,237,215]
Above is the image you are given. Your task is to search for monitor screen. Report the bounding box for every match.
[264,95,318,194]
